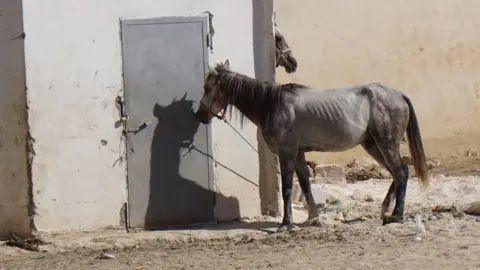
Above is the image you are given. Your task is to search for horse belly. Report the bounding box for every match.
[296,121,368,152]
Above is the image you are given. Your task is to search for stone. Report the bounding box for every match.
[346,156,378,168]
[379,168,391,178]
[426,158,440,169]
[350,190,366,201]
[291,182,302,202]
[333,212,345,221]
[315,164,345,177]
[306,160,318,177]
[308,166,315,178]
[364,195,374,202]
[314,164,346,183]
[401,156,413,165]
[318,215,334,227]
[464,201,480,216]
[303,188,330,209]
[350,190,374,202]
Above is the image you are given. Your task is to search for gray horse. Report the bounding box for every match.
[274,23,297,74]
[194,60,430,232]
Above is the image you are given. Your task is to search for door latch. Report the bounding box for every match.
[125,120,152,135]
[116,93,151,135]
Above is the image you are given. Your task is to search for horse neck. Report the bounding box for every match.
[220,74,274,127]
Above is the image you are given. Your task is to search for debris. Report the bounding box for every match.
[4,235,48,252]
[99,253,116,260]
[464,149,479,157]
[432,205,457,213]
[344,157,390,182]
[432,205,464,219]
[329,198,342,208]
[414,214,426,234]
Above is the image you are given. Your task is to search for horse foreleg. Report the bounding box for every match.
[295,152,320,224]
[277,152,296,233]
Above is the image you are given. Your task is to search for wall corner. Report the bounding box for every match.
[0,0,35,239]
[252,0,281,217]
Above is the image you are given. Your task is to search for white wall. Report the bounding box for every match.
[22,0,261,231]
[0,0,32,237]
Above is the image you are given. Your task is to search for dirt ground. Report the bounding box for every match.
[1,176,479,270]
[430,155,480,177]
[342,155,480,182]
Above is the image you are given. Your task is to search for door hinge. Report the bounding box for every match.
[203,11,214,51]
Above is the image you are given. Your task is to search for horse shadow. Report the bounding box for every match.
[144,93,280,232]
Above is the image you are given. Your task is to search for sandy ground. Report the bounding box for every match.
[430,155,480,177]
[1,175,479,270]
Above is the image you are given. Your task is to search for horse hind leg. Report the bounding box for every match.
[294,152,320,225]
[367,133,408,225]
[361,136,396,220]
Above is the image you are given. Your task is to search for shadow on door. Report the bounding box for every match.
[145,93,240,229]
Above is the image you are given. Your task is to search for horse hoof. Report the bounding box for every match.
[276,224,294,233]
[303,217,324,227]
[382,215,404,225]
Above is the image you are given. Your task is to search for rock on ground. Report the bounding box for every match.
[314,164,346,184]
[464,201,480,216]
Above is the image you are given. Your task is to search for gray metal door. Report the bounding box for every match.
[121,16,214,229]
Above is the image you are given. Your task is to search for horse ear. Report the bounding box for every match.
[180,92,188,101]
[224,59,230,69]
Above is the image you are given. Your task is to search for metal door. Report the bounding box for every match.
[121,16,214,229]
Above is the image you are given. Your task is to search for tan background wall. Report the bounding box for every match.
[275,0,480,165]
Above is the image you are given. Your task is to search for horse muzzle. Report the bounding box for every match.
[194,109,212,124]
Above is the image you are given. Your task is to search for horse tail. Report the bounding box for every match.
[402,95,430,189]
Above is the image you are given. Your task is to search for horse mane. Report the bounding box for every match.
[213,63,308,127]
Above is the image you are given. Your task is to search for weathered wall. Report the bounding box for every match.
[22,0,263,231]
[275,0,480,165]
[253,0,281,217]
[0,0,32,237]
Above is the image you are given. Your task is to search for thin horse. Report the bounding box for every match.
[194,60,430,232]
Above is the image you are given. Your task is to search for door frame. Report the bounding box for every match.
[119,14,215,229]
